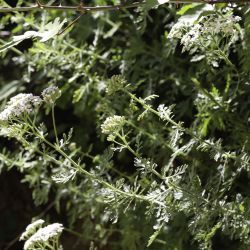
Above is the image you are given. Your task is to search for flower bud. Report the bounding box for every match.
[42,86,61,105]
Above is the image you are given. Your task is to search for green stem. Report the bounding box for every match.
[64,228,85,240]
[192,78,224,109]
[83,152,134,183]
[125,90,181,129]
[116,132,140,158]
[28,122,166,208]
[127,120,191,160]
[124,90,248,166]
[52,104,59,146]
[115,131,179,181]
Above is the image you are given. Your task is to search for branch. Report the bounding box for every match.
[1,2,142,13]
[0,0,249,14]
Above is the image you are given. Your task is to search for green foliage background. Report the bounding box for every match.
[0,0,250,249]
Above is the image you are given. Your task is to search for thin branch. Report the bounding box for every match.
[0,0,249,14]
[1,2,142,13]
[57,12,84,35]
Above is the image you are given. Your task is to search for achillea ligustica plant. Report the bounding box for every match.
[0,1,250,250]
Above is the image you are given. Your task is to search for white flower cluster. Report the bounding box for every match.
[101,115,125,135]
[0,93,42,123]
[182,14,241,52]
[20,219,45,241]
[21,222,64,250]
[168,21,188,40]
[207,14,241,34]
[42,86,61,105]
[168,11,242,56]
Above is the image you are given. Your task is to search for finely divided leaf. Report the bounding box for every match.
[0,31,37,53]
[39,18,67,42]
[0,18,67,53]
[147,224,163,247]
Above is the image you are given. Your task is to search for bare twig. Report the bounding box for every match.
[1,2,141,13]
[57,12,85,35]
[0,0,249,14]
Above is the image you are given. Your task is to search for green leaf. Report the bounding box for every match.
[72,83,90,103]
[0,31,37,52]
[145,0,158,10]
[0,81,21,102]
[39,18,67,42]
[178,4,214,24]
[177,3,202,16]
[147,224,163,247]
[103,21,122,39]
[0,18,67,53]
[0,0,11,7]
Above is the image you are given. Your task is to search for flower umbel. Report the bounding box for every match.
[105,75,127,95]
[21,222,64,250]
[20,219,45,241]
[101,115,125,135]
[168,10,243,66]
[42,86,61,105]
[0,93,42,123]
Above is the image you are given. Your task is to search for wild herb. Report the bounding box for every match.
[0,1,250,250]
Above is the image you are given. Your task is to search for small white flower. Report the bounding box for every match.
[180,23,202,52]
[101,115,125,134]
[168,21,187,39]
[20,219,45,241]
[169,11,243,59]
[24,223,64,250]
[0,93,42,123]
